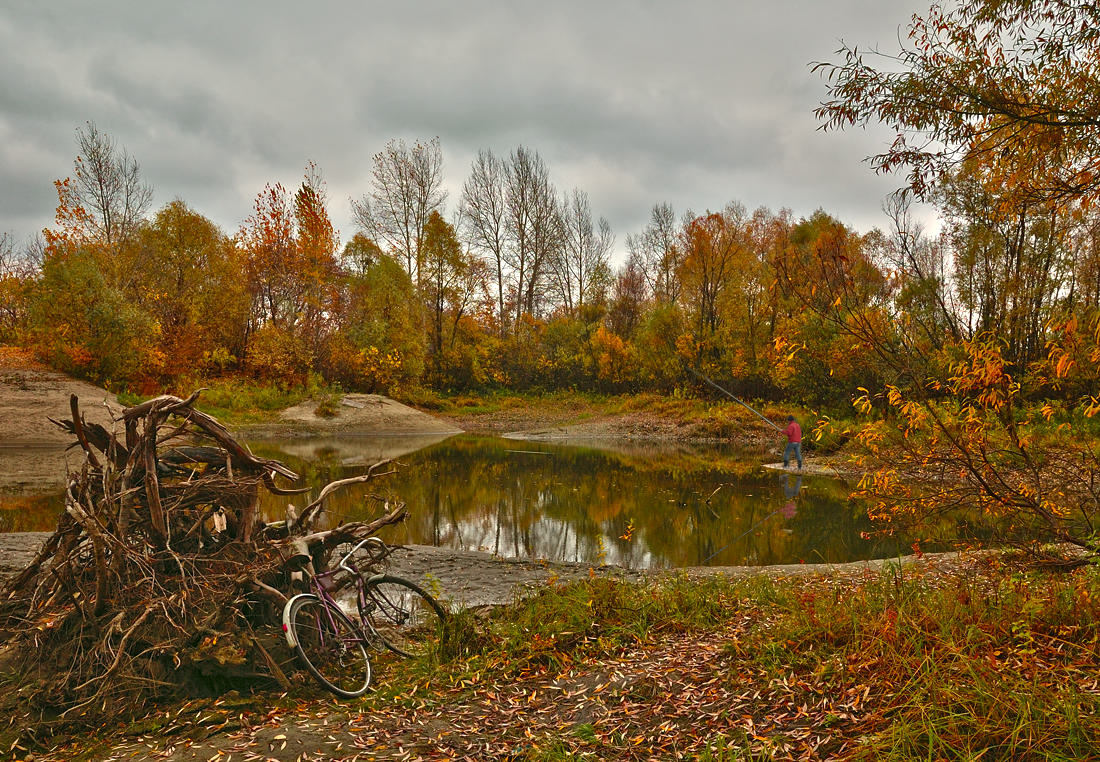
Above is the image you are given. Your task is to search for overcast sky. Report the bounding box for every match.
[1,0,935,262]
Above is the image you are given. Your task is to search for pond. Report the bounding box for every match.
[0,434,914,569]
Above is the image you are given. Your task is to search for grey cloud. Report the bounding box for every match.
[1,0,934,252]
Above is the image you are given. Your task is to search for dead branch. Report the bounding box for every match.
[0,390,408,723]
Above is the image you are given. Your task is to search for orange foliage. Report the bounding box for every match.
[591,324,633,389]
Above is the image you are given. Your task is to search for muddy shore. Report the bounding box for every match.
[0,530,940,611]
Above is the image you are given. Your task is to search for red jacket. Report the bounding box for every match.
[784,421,802,443]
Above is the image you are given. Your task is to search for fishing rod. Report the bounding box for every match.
[687,367,782,433]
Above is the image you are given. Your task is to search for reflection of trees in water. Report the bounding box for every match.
[0,493,65,532]
[253,436,896,568]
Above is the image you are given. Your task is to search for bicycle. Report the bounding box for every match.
[281,536,447,698]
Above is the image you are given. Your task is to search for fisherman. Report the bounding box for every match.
[782,414,803,470]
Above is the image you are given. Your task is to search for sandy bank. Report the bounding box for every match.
[0,350,463,493]
[0,530,961,610]
[244,393,463,439]
[0,356,120,494]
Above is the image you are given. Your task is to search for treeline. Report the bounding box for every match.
[2,122,1099,408]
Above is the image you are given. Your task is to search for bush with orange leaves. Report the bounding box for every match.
[844,319,1100,563]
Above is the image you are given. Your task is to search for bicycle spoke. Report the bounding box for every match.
[364,575,446,659]
[287,595,371,697]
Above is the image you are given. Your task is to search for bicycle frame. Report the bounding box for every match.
[282,536,388,651]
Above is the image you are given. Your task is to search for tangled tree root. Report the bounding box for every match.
[0,392,405,722]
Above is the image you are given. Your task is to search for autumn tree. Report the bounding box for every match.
[732,207,787,378]
[26,245,158,385]
[772,211,890,406]
[633,303,687,391]
[326,241,425,393]
[240,182,296,330]
[129,201,249,378]
[606,250,648,340]
[1068,208,1100,311]
[38,125,151,305]
[816,0,1100,556]
[422,211,465,361]
[677,204,750,366]
[352,137,446,288]
[27,161,159,384]
[936,160,1078,367]
[626,202,681,304]
[293,164,341,358]
[816,0,1100,204]
[239,166,340,378]
[0,233,38,342]
[870,194,961,350]
[342,232,386,275]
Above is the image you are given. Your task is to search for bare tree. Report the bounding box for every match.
[352,137,446,288]
[459,149,509,332]
[626,202,680,304]
[0,233,16,275]
[72,121,153,245]
[876,193,962,345]
[551,188,614,314]
[504,146,560,322]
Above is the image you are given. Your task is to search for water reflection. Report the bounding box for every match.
[254,435,904,569]
[780,473,802,520]
[1,435,910,568]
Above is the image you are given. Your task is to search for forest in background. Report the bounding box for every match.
[1,119,1099,415]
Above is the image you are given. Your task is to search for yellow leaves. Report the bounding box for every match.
[854,387,874,416]
[592,325,632,386]
[1053,351,1075,379]
[1084,396,1100,419]
[886,385,903,408]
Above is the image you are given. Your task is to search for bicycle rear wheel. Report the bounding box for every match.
[285,594,371,697]
[363,575,446,659]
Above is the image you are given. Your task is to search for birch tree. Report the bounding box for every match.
[460,149,508,331]
[504,146,560,322]
[71,121,153,246]
[552,188,614,314]
[352,137,446,287]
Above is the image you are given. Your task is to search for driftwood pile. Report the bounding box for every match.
[0,393,405,720]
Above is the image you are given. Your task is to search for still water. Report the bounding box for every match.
[0,434,909,569]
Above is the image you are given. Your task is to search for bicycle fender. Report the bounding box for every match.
[282,593,319,648]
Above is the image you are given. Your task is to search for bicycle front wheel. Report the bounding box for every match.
[364,575,446,659]
[285,594,371,697]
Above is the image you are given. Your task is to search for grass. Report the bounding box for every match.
[426,387,819,442]
[739,560,1100,759]
[395,560,1100,759]
[12,557,1100,759]
[116,375,340,426]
